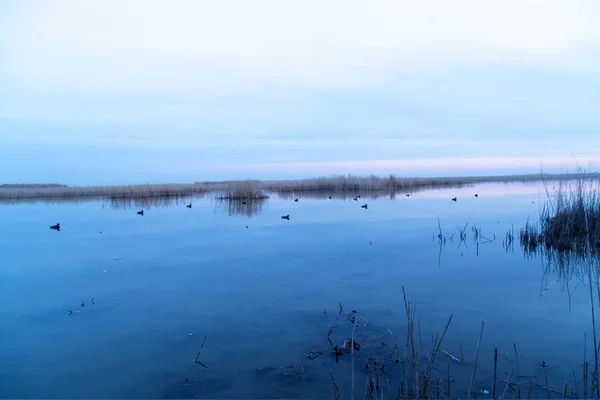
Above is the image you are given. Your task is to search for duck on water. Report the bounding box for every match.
[50,223,60,231]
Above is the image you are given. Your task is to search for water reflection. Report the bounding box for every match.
[103,194,204,210]
[271,184,472,201]
[520,236,600,314]
[214,197,267,217]
[0,194,207,209]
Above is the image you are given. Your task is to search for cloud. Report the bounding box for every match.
[1,0,599,184]
[2,0,599,92]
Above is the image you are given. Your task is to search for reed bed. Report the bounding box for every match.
[260,173,591,194]
[520,172,600,254]
[218,180,268,200]
[3,172,594,201]
[213,197,267,217]
[0,183,68,189]
[0,183,207,200]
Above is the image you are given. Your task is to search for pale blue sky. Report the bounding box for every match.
[1,0,599,185]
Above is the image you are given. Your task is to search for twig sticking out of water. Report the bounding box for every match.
[459,223,469,242]
[493,348,498,399]
[352,318,356,400]
[514,343,521,399]
[572,368,579,399]
[339,302,343,315]
[330,370,340,400]
[194,336,208,368]
[468,321,484,399]
[544,366,551,398]
[502,369,513,400]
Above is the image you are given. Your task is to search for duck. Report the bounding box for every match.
[242,201,247,205]
[50,223,60,230]
[474,194,478,198]
[294,198,299,202]
[281,215,290,220]
[328,196,332,199]
[361,204,368,209]
[137,210,144,216]
[186,203,192,208]
[406,194,410,197]
[451,197,457,202]
[353,196,359,201]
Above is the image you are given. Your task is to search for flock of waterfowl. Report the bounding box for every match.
[48,194,479,231]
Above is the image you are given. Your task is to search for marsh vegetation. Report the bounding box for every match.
[520,173,600,254]
[3,172,596,202]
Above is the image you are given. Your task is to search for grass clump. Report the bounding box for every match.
[521,170,600,254]
[223,180,267,200]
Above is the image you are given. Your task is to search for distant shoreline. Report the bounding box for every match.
[1,172,596,201]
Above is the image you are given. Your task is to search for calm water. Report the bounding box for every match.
[0,182,593,398]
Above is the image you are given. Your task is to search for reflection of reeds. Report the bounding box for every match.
[214,198,267,217]
[520,168,600,398]
[105,194,205,210]
[0,183,207,200]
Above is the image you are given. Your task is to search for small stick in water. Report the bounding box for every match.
[544,367,550,398]
[330,370,340,400]
[514,343,521,399]
[502,370,513,400]
[468,321,485,399]
[493,348,498,399]
[194,336,208,368]
[339,302,343,315]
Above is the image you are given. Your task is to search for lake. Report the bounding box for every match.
[0,182,593,399]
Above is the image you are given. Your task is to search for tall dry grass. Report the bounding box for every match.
[520,171,600,254]
[0,183,207,200]
[261,173,593,194]
[220,180,267,200]
[0,183,68,189]
[3,172,596,201]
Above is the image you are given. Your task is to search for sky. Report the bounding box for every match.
[1,0,599,185]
